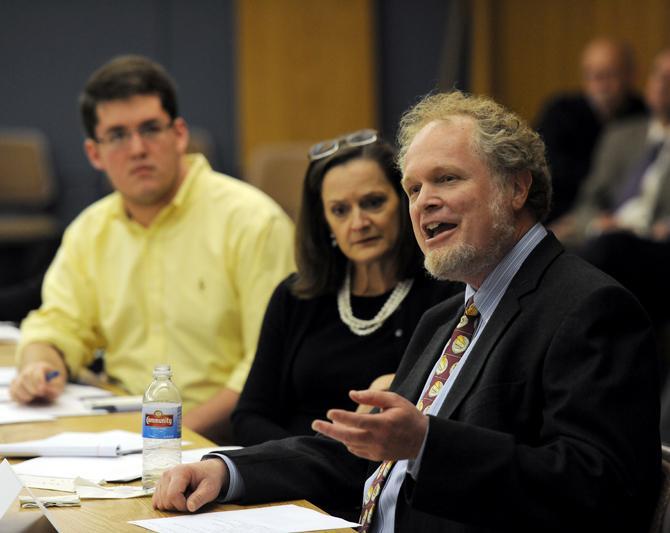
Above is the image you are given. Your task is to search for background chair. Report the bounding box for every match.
[0,128,58,242]
[0,128,60,322]
[649,446,670,533]
[245,142,311,222]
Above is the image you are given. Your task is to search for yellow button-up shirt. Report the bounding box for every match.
[18,154,295,410]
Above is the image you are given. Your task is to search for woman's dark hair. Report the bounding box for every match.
[291,139,423,298]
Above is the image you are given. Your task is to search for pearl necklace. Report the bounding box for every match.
[337,271,414,336]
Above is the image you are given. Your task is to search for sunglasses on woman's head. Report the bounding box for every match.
[308,129,378,161]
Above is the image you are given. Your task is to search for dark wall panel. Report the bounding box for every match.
[0,0,236,224]
[376,0,469,142]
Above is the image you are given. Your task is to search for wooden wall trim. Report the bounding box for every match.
[236,0,376,173]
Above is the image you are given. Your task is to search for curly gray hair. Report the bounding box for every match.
[397,91,552,221]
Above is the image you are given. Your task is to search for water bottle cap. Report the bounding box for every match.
[153,364,172,377]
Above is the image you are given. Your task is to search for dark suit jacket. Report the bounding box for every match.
[569,116,670,245]
[223,233,660,532]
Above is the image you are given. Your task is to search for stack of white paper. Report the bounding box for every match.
[0,430,143,457]
[15,454,141,483]
[0,376,114,424]
[13,446,240,487]
[0,381,113,404]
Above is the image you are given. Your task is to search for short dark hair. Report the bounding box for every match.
[291,138,423,299]
[79,55,179,139]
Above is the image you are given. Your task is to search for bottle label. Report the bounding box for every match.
[142,403,182,439]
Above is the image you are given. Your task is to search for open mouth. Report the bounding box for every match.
[424,222,456,239]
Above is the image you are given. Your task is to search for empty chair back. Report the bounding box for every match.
[0,128,55,207]
[246,142,311,222]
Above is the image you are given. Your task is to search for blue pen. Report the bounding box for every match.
[45,370,60,382]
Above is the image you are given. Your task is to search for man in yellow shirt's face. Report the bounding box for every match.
[83,93,190,228]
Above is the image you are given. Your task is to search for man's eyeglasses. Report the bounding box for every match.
[95,120,174,149]
[308,129,378,161]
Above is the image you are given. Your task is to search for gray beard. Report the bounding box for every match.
[424,204,517,283]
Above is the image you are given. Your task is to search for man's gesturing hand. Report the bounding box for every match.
[312,389,428,462]
[152,459,228,512]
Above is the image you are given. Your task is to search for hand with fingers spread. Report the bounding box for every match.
[311,389,428,462]
[10,360,67,404]
[152,459,228,512]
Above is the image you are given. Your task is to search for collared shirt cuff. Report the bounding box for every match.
[203,453,245,502]
[407,420,430,480]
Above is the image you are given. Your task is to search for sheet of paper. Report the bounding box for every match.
[0,382,112,405]
[60,383,114,400]
[18,475,78,492]
[0,395,107,425]
[83,395,142,412]
[0,459,62,532]
[0,383,112,404]
[0,322,20,343]
[13,445,241,487]
[20,481,62,532]
[129,504,359,532]
[0,459,23,520]
[0,366,17,386]
[0,408,54,425]
[0,430,143,457]
[181,446,241,463]
[20,494,80,508]
[74,478,153,499]
[12,454,143,483]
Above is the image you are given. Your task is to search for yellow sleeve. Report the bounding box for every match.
[17,222,104,376]
[225,211,295,392]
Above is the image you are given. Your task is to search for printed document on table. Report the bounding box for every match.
[14,446,241,487]
[0,430,143,457]
[0,382,113,403]
[128,504,359,532]
[0,394,106,424]
[14,454,143,483]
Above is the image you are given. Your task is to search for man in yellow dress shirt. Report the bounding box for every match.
[9,55,295,442]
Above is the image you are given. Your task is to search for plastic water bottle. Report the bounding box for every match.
[142,364,182,489]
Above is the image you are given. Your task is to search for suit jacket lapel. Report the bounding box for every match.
[438,295,520,419]
[437,232,564,418]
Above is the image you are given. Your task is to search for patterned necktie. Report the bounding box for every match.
[615,140,664,208]
[358,298,480,532]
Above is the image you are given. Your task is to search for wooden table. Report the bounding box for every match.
[0,343,355,532]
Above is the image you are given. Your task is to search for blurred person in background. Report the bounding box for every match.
[10,55,295,443]
[552,48,670,329]
[536,37,646,221]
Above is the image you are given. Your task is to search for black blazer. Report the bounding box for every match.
[223,233,661,532]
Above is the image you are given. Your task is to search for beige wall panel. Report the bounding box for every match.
[237,0,376,172]
[472,0,670,122]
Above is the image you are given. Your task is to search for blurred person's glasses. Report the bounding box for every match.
[95,120,174,150]
[308,129,378,161]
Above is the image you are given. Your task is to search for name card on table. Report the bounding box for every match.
[0,459,22,519]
